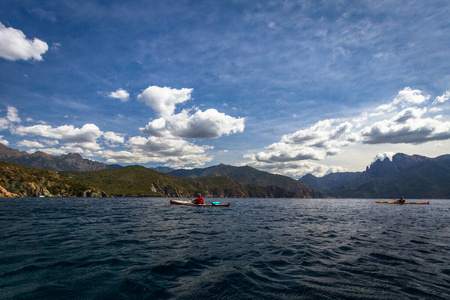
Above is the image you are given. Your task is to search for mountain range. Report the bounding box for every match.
[1,143,449,198]
[0,143,121,171]
[61,165,323,198]
[300,153,450,198]
[0,144,323,198]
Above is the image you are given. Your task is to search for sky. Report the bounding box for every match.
[1,0,450,178]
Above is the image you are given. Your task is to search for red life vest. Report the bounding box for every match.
[195,197,205,204]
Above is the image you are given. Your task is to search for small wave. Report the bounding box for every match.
[150,258,211,278]
[410,239,429,245]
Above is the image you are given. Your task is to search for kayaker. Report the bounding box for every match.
[397,196,406,203]
[192,193,205,204]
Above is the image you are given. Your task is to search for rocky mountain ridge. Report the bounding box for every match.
[0,143,121,171]
[300,153,450,198]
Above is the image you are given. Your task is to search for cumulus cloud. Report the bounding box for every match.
[140,108,245,139]
[0,22,48,61]
[377,87,430,111]
[10,123,107,155]
[107,84,245,167]
[17,140,46,148]
[108,88,130,102]
[0,106,21,130]
[0,118,8,130]
[1,104,218,168]
[98,135,213,168]
[14,123,102,143]
[393,107,426,124]
[241,158,347,178]
[35,144,97,156]
[360,91,450,145]
[6,106,21,123]
[361,107,450,144]
[43,140,60,146]
[137,86,245,140]
[137,86,193,117]
[434,91,450,104]
[0,135,9,145]
[244,87,450,177]
[103,131,125,144]
[247,119,353,166]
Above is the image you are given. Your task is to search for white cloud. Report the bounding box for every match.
[0,135,9,145]
[243,87,450,177]
[139,117,170,137]
[377,87,430,111]
[6,106,21,123]
[0,118,8,130]
[14,123,102,143]
[3,104,218,168]
[393,87,430,106]
[242,118,355,177]
[141,108,245,139]
[137,86,193,117]
[34,142,100,156]
[434,91,450,104]
[241,157,347,178]
[393,107,426,124]
[98,135,213,168]
[361,108,450,144]
[0,106,21,130]
[17,140,46,148]
[108,88,130,102]
[103,131,125,144]
[135,85,245,166]
[248,119,353,164]
[0,22,48,61]
[11,123,104,155]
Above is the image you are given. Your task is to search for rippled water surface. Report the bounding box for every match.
[1,198,449,299]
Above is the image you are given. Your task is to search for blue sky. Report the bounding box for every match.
[1,0,450,178]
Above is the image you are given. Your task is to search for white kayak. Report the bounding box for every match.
[170,200,230,207]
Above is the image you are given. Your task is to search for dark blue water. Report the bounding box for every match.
[1,198,449,299]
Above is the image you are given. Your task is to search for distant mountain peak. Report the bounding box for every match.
[370,152,395,165]
[0,144,121,172]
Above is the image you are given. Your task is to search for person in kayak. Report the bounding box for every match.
[192,193,205,204]
[397,196,406,203]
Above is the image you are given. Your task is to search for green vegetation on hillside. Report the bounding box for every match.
[60,165,320,198]
[0,162,106,197]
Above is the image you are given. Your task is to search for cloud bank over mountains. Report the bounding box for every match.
[243,87,450,177]
[1,85,245,168]
[1,86,448,175]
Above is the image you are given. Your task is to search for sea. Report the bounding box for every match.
[0,197,449,300]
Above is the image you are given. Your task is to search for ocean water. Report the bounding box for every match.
[0,198,449,300]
